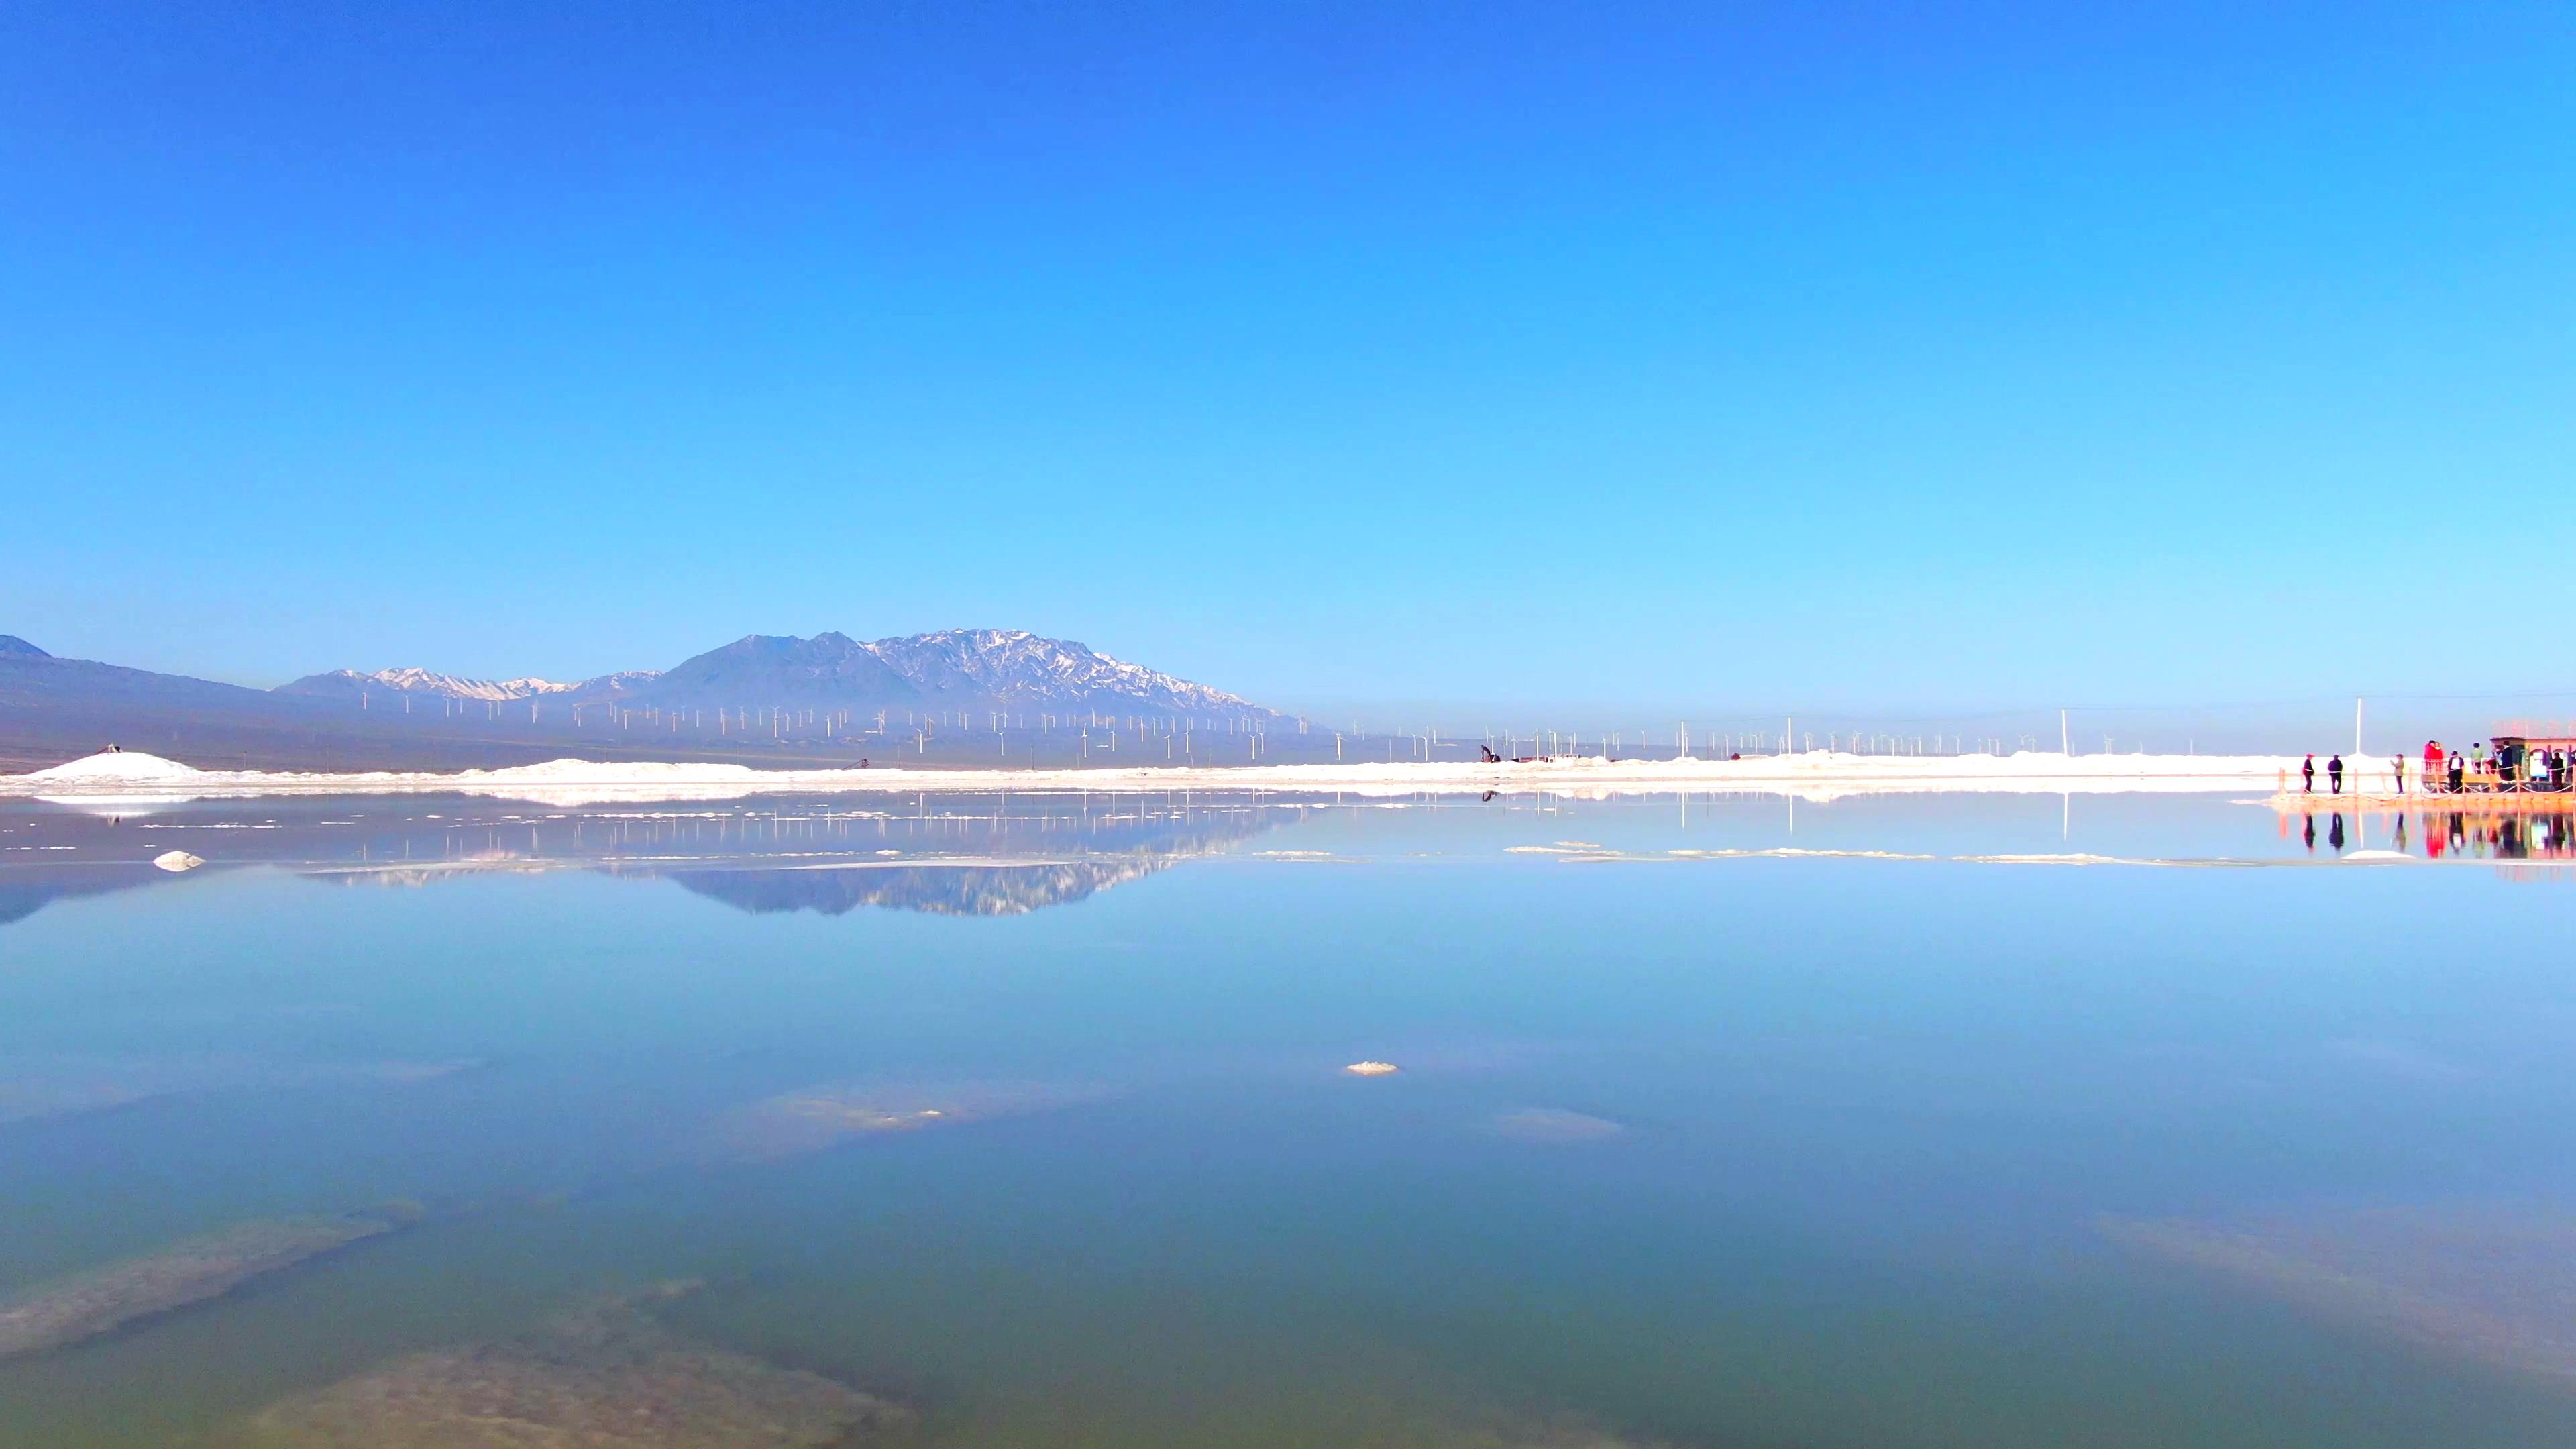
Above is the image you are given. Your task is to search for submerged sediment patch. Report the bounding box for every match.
[0,1206,420,1360]
[697,1079,1110,1164]
[1487,1108,1626,1143]
[2100,1203,2576,1383]
[233,1281,910,1448]
[1430,1409,1678,1448]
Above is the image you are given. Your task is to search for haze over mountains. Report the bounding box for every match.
[0,629,1286,773]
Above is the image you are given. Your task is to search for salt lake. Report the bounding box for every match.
[2,788,2572,1446]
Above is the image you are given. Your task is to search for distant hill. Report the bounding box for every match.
[0,646,288,712]
[0,636,49,659]
[277,667,661,704]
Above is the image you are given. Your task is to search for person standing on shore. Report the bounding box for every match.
[2449,751,2466,792]
[2328,753,2344,794]
[2302,754,2316,792]
[2392,754,2406,793]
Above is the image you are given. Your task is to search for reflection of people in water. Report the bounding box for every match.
[2393,814,2408,853]
[2328,814,2345,851]
[2302,814,2316,851]
[2450,812,2467,854]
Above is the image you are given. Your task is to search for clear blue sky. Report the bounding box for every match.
[4,2,2569,722]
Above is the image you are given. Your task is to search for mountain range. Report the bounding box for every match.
[0,626,1283,773]
[0,629,1283,773]
[275,629,1275,720]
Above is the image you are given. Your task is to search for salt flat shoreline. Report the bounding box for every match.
[3,747,2368,805]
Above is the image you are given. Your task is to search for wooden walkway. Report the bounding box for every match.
[2269,786,2575,813]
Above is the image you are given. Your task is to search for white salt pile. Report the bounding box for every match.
[150,851,204,872]
[1344,1061,1401,1076]
[25,751,204,782]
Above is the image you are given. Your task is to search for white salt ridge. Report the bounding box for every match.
[4,748,2383,805]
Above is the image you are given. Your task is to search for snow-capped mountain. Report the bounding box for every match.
[628,630,1277,720]
[278,631,1277,721]
[276,667,661,704]
[865,629,1263,714]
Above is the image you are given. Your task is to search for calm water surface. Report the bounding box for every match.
[2,788,2572,1446]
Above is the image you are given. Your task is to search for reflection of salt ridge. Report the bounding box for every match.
[305,854,551,888]
[657,856,1171,917]
[239,1282,908,1447]
[1517,848,2426,869]
[1666,847,1937,861]
[2101,1205,2576,1382]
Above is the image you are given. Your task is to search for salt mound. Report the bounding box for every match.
[151,851,205,872]
[24,751,203,782]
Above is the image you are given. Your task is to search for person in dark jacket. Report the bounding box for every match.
[2328,753,2344,794]
[2449,751,2466,792]
[2302,754,2315,792]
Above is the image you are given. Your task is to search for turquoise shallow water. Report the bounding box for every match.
[1,789,2573,1446]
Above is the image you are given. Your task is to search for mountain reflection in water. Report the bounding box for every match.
[651,858,1170,917]
[0,792,1282,924]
